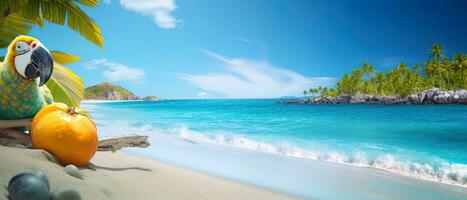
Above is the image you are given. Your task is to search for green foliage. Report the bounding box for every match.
[326,88,338,97]
[0,13,34,46]
[0,0,103,48]
[307,86,336,97]
[424,44,467,89]
[305,43,467,97]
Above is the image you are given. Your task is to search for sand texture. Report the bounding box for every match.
[0,146,294,200]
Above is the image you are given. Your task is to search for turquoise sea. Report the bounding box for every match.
[81,100,467,199]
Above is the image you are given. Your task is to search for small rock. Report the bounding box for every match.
[64,165,83,179]
[8,170,50,200]
[50,186,82,200]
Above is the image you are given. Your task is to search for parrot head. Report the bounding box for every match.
[5,35,54,86]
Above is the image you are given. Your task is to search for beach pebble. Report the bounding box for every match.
[64,164,83,179]
[50,186,82,200]
[8,170,50,200]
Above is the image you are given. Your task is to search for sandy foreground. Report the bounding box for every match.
[0,146,295,200]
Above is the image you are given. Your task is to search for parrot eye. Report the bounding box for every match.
[15,41,29,54]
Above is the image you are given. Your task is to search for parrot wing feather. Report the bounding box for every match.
[51,51,80,65]
[45,51,84,107]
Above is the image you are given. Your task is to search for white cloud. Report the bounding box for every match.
[104,0,112,4]
[86,58,146,82]
[196,92,208,97]
[119,0,179,29]
[179,51,336,98]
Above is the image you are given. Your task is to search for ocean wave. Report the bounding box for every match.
[173,125,467,187]
[92,119,467,187]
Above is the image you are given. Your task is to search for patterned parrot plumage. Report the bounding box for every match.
[0,36,54,120]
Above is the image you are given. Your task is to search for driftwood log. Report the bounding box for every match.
[0,119,150,151]
[97,135,150,152]
[0,118,32,129]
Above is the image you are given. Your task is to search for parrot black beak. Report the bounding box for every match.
[28,46,54,86]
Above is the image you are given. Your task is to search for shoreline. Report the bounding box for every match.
[125,135,467,200]
[81,99,145,103]
[193,138,467,189]
[81,99,165,104]
[157,137,467,190]
[148,126,467,189]
[0,145,294,200]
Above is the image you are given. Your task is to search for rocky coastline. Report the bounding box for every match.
[284,88,467,105]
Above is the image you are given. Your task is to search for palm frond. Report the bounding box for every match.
[51,50,80,64]
[60,0,104,48]
[74,0,100,7]
[0,0,103,48]
[0,14,34,48]
[46,62,84,107]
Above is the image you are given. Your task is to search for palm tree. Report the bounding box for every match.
[428,43,448,88]
[0,0,103,48]
[375,72,385,95]
[431,43,444,64]
[303,90,307,96]
[453,53,467,88]
[313,88,319,97]
[362,62,374,77]
[336,73,352,95]
[321,87,328,96]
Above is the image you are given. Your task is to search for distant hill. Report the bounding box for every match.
[143,96,158,101]
[84,82,139,100]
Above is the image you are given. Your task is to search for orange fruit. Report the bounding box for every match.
[31,103,98,166]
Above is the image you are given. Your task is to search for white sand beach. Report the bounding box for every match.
[81,100,145,103]
[0,145,294,200]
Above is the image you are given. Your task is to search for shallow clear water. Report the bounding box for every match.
[82,100,467,199]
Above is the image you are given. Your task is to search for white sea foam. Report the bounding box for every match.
[171,125,467,187]
[93,117,467,188]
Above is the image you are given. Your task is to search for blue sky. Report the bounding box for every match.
[9,0,467,99]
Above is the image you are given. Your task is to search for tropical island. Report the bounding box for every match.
[288,44,467,104]
[84,82,158,101]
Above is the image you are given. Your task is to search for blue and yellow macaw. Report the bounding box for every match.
[0,35,83,120]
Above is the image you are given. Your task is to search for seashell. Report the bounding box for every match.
[8,170,50,200]
[64,164,83,179]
